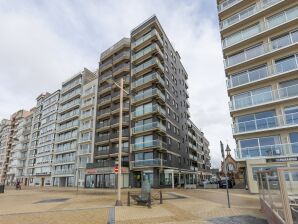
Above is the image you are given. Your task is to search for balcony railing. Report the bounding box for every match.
[52,169,75,175]
[132,72,165,89]
[57,120,79,132]
[60,88,81,103]
[59,99,80,112]
[55,146,77,154]
[233,112,298,134]
[53,157,76,164]
[225,39,298,68]
[113,51,130,62]
[220,0,283,30]
[132,29,163,49]
[131,140,167,151]
[62,78,82,94]
[78,147,91,155]
[230,83,298,111]
[131,159,163,168]
[79,136,92,142]
[236,142,298,159]
[132,88,165,103]
[132,58,164,76]
[132,43,163,62]
[132,122,166,134]
[223,6,298,49]
[132,104,165,118]
[56,133,78,142]
[59,110,80,121]
[113,63,129,74]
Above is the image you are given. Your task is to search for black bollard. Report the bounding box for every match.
[160,190,163,204]
[127,191,130,206]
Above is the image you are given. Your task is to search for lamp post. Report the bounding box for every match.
[108,78,128,206]
[220,141,231,208]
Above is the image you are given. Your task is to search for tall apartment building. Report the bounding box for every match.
[217,0,298,192]
[6,109,33,185]
[26,91,60,186]
[77,76,98,187]
[52,68,96,187]
[85,15,211,188]
[0,119,11,183]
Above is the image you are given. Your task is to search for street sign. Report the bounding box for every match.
[114,166,118,173]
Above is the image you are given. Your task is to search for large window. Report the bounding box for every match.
[236,110,277,132]
[239,136,281,158]
[279,78,298,98]
[290,132,298,153]
[134,135,153,149]
[284,106,298,125]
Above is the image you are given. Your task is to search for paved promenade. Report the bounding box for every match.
[0,187,267,224]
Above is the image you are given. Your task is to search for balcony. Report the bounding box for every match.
[132,88,165,104]
[132,29,163,51]
[217,0,242,13]
[230,83,298,112]
[132,104,166,119]
[113,63,130,78]
[109,146,129,155]
[96,122,110,132]
[61,78,82,94]
[132,57,164,77]
[59,99,80,113]
[110,117,129,128]
[132,43,163,64]
[95,135,110,143]
[97,96,111,107]
[57,120,79,133]
[99,72,112,83]
[96,109,111,119]
[227,61,298,90]
[220,0,283,30]
[79,124,93,132]
[132,122,166,135]
[56,134,78,143]
[111,103,130,114]
[81,111,94,120]
[233,112,298,135]
[132,72,165,90]
[52,169,75,175]
[78,147,92,155]
[81,100,95,109]
[98,85,112,95]
[131,140,167,152]
[131,159,164,168]
[79,136,92,143]
[110,129,129,141]
[58,110,80,123]
[223,6,298,49]
[235,142,298,160]
[60,88,82,104]
[100,59,112,73]
[53,157,76,164]
[113,51,130,65]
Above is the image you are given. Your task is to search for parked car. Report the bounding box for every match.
[218,177,233,188]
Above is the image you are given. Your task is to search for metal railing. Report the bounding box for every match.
[131,140,167,151]
[132,57,164,75]
[132,104,165,118]
[132,72,165,89]
[132,29,163,49]
[132,122,166,134]
[132,88,165,103]
[132,43,163,62]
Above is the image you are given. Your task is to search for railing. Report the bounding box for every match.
[55,146,77,153]
[80,124,93,131]
[131,140,167,151]
[100,59,112,70]
[233,112,298,134]
[98,96,111,105]
[132,88,165,103]
[132,122,166,134]
[218,0,242,13]
[81,111,94,119]
[62,78,82,93]
[227,60,298,89]
[220,0,283,30]
[230,83,298,111]
[60,88,81,103]
[113,51,130,61]
[131,159,163,168]
[99,72,112,82]
[97,108,110,117]
[83,87,96,96]
[113,63,129,74]
[98,84,112,93]
[223,6,298,48]
[132,72,165,89]
[59,99,80,112]
[53,157,76,164]
[132,43,163,62]
[132,57,164,75]
[109,147,129,154]
[57,120,79,132]
[236,142,298,159]
[56,133,78,142]
[111,116,129,125]
[225,38,298,68]
[79,136,92,142]
[52,169,75,175]
[59,109,80,121]
[81,99,95,108]
[132,104,165,118]
[132,29,163,49]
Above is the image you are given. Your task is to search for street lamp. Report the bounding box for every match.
[108,78,129,206]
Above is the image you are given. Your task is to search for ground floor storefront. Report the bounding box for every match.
[52,176,75,187]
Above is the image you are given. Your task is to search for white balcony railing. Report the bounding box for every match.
[217,0,242,13]
[52,169,75,175]
[233,112,298,134]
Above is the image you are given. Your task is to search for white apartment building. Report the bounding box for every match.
[0,119,11,183]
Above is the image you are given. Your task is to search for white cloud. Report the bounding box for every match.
[0,0,235,168]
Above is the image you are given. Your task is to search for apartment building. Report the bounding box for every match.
[52,68,96,187]
[0,119,11,183]
[26,91,60,187]
[85,15,211,189]
[77,76,98,187]
[6,109,33,185]
[217,0,298,193]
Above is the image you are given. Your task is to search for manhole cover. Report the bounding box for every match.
[34,198,69,204]
[209,215,268,224]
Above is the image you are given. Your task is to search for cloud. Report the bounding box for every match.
[0,0,235,168]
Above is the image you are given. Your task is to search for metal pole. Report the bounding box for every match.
[115,78,123,206]
[224,159,231,208]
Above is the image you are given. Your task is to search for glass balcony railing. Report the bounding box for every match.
[220,0,283,30]
[53,169,75,175]
[55,145,77,153]
[131,159,163,168]
[230,83,298,111]
[78,147,92,155]
[60,88,82,103]
[62,78,82,93]
[59,99,81,112]
[113,63,129,74]
[236,143,298,159]
[57,120,79,132]
[79,136,92,142]
[218,0,242,13]
[132,104,165,118]
[59,109,80,121]
[132,58,164,76]
[53,157,76,164]
[56,133,78,142]
[132,43,163,62]
[113,51,130,62]
[227,60,298,89]
[132,72,165,89]
[233,112,298,134]
[132,122,166,134]
[132,29,163,49]
[225,38,298,68]
[131,140,167,151]
[132,88,165,103]
[223,6,298,48]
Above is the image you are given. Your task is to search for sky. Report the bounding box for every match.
[0,0,234,168]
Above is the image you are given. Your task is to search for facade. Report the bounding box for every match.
[86,15,211,189]
[0,119,11,183]
[52,68,96,187]
[26,91,60,187]
[217,0,298,193]
[6,109,33,185]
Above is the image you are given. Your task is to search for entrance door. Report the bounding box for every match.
[41,178,45,187]
[133,172,142,188]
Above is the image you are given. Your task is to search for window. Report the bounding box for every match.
[279,78,298,98]
[168,138,172,145]
[167,122,171,130]
[275,55,297,74]
[284,105,298,125]
[290,132,298,153]
[166,78,169,86]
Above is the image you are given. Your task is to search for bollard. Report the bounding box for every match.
[127,191,130,206]
[160,190,163,204]
[148,192,151,208]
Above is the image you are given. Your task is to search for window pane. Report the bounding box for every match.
[275,56,297,73]
[267,11,286,28]
[271,34,291,50]
[279,78,298,98]
[285,106,298,124]
[249,65,268,81]
[231,72,249,86]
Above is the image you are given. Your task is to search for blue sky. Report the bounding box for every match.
[0,0,233,167]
